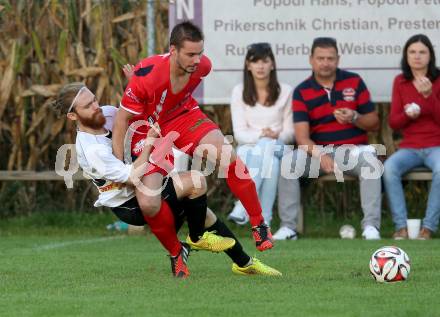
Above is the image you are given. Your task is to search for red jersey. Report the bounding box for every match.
[120,53,211,135]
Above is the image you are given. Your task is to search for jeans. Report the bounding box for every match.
[383,147,440,232]
[230,138,284,225]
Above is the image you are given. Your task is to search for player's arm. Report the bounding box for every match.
[85,128,157,186]
[114,71,148,161]
[84,144,134,186]
[129,124,160,185]
[112,108,133,160]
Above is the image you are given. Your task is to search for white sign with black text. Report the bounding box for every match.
[170,0,440,103]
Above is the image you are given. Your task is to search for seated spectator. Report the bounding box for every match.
[279,37,382,240]
[384,34,440,240]
[227,43,294,229]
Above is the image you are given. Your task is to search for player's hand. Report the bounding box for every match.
[147,123,161,139]
[149,131,179,175]
[261,128,279,139]
[123,64,135,81]
[404,103,420,120]
[413,76,432,98]
[320,154,336,173]
[334,108,354,124]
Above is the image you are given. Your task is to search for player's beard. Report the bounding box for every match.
[78,109,106,130]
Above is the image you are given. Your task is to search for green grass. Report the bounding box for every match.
[1,227,440,317]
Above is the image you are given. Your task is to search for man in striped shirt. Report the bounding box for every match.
[278,37,382,240]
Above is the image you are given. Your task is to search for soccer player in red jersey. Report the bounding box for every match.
[113,21,273,251]
[55,83,281,278]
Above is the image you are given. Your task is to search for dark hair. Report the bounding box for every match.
[243,43,280,107]
[401,34,440,81]
[170,21,204,49]
[311,37,338,55]
[52,82,85,116]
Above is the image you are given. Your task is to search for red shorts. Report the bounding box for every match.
[130,108,219,176]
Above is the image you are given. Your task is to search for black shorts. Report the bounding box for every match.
[111,177,186,231]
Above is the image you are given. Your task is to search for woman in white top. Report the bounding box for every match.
[227,43,294,227]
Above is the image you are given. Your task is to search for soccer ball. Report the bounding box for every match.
[369,246,410,283]
[339,224,356,239]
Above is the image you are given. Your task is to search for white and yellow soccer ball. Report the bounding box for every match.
[369,246,411,283]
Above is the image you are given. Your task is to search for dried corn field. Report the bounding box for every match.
[0,1,177,215]
[0,0,172,171]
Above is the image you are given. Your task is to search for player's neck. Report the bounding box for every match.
[78,123,107,135]
[170,55,190,78]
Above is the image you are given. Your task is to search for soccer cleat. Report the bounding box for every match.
[252,221,274,251]
[232,258,282,277]
[186,231,236,253]
[169,242,191,278]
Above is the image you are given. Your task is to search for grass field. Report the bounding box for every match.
[1,222,440,317]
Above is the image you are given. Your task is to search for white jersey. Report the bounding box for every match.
[76,106,135,207]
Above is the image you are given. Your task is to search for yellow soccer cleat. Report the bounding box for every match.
[232,258,282,277]
[186,231,236,253]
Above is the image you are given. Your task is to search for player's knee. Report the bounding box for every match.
[216,144,236,168]
[138,196,161,216]
[190,170,207,197]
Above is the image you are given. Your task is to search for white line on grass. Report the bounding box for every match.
[34,236,126,251]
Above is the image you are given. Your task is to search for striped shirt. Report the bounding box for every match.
[293,69,375,145]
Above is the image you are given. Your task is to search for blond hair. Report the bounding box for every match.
[52,82,85,116]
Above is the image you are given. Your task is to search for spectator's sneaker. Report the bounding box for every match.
[252,221,274,251]
[186,231,236,253]
[418,227,432,240]
[273,226,298,240]
[393,228,408,240]
[232,257,282,277]
[362,225,381,240]
[169,242,191,278]
[227,209,249,225]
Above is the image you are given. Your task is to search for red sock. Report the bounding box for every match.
[225,158,264,227]
[143,200,181,257]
